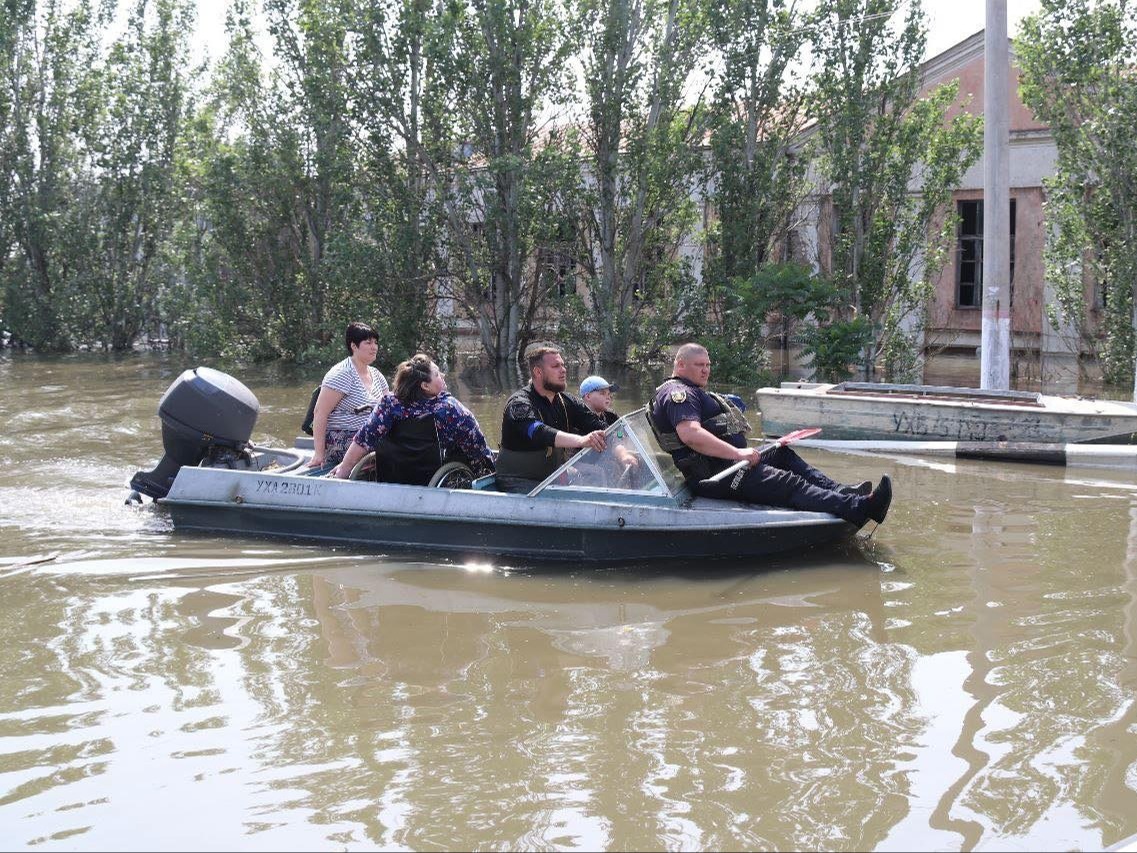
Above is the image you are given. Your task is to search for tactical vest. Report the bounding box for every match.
[648,381,751,480]
[496,446,573,482]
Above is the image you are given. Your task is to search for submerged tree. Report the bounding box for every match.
[1017,0,1137,392]
[575,0,710,365]
[0,0,193,352]
[168,0,443,363]
[0,0,107,348]
[74,0,195,350]
[806,0,982,381]
[695,0,812,380]
[342,0,455,363]
[440,0,581,366]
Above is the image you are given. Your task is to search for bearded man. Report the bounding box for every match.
[496,344,608,493]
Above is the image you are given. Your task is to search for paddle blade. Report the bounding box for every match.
[776,427,822,445]
[755,427,822,460]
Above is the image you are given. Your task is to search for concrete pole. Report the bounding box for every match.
[981,0,1011,390]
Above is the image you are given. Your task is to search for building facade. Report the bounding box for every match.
[916,30,1081,389]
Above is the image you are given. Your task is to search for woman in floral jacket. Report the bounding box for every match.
[332,354,495,484]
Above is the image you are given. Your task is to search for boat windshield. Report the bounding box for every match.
[528,408,687,501]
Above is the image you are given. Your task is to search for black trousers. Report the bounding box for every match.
[692,446,869,525]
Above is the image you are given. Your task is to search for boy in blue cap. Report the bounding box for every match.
[580,375,620,426]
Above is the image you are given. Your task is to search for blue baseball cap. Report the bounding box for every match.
[580,375,619,396]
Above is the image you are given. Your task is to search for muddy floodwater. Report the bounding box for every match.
[2,354,1137,851]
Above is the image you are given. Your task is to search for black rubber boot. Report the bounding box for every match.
[864,474,892,524]
[839,480,873,496]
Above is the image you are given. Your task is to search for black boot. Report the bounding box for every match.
[864,474,892,524]
[839,480,873,496]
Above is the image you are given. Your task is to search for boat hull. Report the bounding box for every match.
[161,467,852,563]
[757,383,1137,444]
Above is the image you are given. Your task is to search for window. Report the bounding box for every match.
[1094,241,1109,309]
[786,230,802,264]
[551,248,576,297]
[956,199,1017,308]
[956,200,982,307]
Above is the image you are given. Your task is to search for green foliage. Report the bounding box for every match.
[436,0,582,363]
[575,0,710,365]
[700,263,875,383]
[549,290,600,363]
[0,0,990,380]
[0,0,193,352]
[159,0,452,366]
[692,262,822,382]
[878,303,923,382]
[799,314,872,383]
[807,0,983,380]
[705,0,809,283]
[1,0,109,349]
[1017,0,1137,392]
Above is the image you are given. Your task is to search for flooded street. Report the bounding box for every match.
[2,354,1137,850]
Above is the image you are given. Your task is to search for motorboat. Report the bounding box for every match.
[757,381,1137,444]
[127,367,854,563]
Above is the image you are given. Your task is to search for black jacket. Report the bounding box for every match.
[499,382,606,452]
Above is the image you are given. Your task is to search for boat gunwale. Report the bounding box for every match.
[832,381,1044,406]
[759,386,1137,416]
[161,492,846,532]
[161,465,846,532]
[823,387,1046,408]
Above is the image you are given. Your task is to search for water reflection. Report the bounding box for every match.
[3,354,1137,849]
[872,461,1137,850]
[297,559,897,849]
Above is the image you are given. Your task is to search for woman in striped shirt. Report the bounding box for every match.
[307,322,390,469]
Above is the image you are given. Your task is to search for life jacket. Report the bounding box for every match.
[496,445,573,482]
[373,414,466,486]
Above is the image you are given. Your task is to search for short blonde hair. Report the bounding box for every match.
[674,343,708,366]
[525,342,562,373]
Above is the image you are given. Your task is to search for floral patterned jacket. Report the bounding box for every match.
[352,391,496,476]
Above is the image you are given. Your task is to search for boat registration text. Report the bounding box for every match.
[254,478,326,498]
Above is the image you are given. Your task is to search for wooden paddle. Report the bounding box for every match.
[705,427,823,484]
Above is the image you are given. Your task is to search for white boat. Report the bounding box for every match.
[756,381,1137,444]
[129,367,853,563]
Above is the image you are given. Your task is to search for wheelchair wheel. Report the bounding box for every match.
[348,451,379,482]
[428,461,475,489]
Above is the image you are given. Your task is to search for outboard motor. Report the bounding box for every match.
[129,367,260,500]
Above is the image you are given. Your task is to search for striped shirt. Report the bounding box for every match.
[321,357,390,432]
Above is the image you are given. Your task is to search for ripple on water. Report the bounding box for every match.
[27,554,349,580]
[3,356,1137,851]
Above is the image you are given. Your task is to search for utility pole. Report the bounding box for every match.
[981,0,1011,390]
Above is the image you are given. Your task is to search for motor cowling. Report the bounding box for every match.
[130,367,260,500]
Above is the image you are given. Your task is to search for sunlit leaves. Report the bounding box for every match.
[1018,0,1137,390]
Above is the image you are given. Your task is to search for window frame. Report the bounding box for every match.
[955,198,1016,309]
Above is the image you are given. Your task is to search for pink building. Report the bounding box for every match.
[917,30,1078,389]
[785,31,1084,389]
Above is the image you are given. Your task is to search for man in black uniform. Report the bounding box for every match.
[650,343,892,527]
[497,344,609,493]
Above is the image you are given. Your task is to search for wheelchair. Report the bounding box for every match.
[347,453,476,490]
